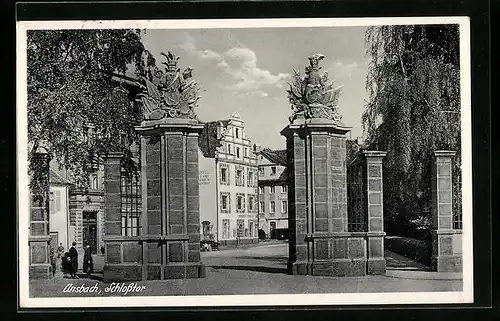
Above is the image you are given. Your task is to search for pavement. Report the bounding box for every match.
[30,240,462,297]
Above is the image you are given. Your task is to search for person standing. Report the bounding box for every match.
[56,243,65,275]
[83,243,94,278]
[68,242,79,279]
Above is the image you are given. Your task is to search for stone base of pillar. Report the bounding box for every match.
[431,230,462,272]
[367,258,386,275]
[288,260,310,275]
[164,263,206,279]
[29,265,52,279]
[431,255,462,272]
[103,265,143,283]
[288,259,367,277]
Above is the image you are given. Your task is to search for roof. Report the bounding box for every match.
[49,168,73,186]
[259,167,290,184]
[259,149,288,166]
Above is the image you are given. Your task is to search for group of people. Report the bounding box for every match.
[58,242,94,278]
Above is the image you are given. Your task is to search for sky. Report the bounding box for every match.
[141,26,369,150]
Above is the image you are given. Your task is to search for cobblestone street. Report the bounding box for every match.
[30,241,462,298]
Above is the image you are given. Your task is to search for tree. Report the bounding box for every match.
[363,25,461,238]
[27,29,154,191]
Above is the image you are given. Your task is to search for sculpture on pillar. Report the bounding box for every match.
[287,53,343,123]
[137,51,201,120]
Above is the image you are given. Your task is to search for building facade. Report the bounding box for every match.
[199,112,259,247]
[257,149,289,237]
[47,140,141,256]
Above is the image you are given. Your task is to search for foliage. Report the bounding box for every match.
[27,29,154,191]
[363,25,462,237]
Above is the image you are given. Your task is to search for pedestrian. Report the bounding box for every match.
[57,243,65,259]
[68,242,79,279]
[83,243,94,278]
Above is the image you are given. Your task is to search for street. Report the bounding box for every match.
[29,241,462,298]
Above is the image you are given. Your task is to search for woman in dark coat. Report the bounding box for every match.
[83,243,94,277]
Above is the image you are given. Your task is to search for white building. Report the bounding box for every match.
[198,112,259,247]
[257,149,289,237]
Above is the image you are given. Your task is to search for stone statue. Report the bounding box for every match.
[136,51,200,121]
[287,53,343,123]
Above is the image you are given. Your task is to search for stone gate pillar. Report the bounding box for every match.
[103,152,145,282]
[362,151,387,275]
[135,119,206,280]
[282,118,366,277]
[431,150,462,272]
[29,151,52,279]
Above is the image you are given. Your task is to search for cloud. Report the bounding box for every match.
[221,47,290,92]
[180,35,222,61]
[232,90,269,98]
[328,60,361,80]
[180,35,289,95]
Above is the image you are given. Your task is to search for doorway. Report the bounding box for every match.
[82,211,98,254]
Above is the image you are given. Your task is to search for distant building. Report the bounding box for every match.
[47,138,141,256]
[257,149,289,237]
[198,112,259,247]
[48,165,72,252]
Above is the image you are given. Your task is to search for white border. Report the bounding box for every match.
[17,17,473,308]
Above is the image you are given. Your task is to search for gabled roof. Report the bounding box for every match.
[259,149,288,166]
[49,168,73,186]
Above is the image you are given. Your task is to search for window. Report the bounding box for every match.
[235,128,240,138]
[258,167,264,176]
[202,221,211,236]
[236,168,244,186]
[222,219,230,239]
[281,185,287,193]
[121,174,141,236]
[270,166,277,176]
[248,195,254,211]
[281,200,288,213]
[248,170,254,187]
[270,186,275,194]
[220,193,230,212]
[249,221,254,237]
[259,186,264,194]
[90,173,99,190]
[236,147,241,159]
[220,166,229,185]
[236,193,245,213]
[228,144,232,154]
[237,219,245,237]
[259,201,265,213]
[244,148,248,157]
[270,201,276,213]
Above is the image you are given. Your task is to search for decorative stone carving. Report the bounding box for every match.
[287,53,343,123]
[137,51,200,121]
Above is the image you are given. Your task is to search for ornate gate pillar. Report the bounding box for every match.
[431,150,462,272]
[29,151,52,279]
[282,54,368,277]
[135,119,206,280]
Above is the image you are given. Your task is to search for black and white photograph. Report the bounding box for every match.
[17,17,473,307]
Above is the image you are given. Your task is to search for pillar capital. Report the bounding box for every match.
[280,118,352,138]
[362,150,387,159]
[434,150,456,159]
[135,118,204,137]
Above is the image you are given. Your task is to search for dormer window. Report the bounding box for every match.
[235,128,240,138]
